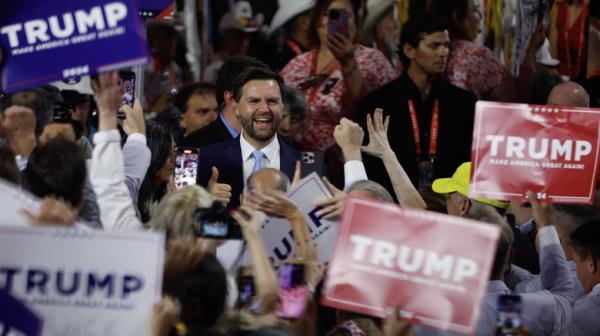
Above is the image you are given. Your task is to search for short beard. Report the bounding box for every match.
[240,116,281,143]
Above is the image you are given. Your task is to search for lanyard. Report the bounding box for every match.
[561,2,589,76]
[408,99,439,160]
[306,52,339,105]
[286,38,304,56]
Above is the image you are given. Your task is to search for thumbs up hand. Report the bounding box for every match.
[207,166,232,205]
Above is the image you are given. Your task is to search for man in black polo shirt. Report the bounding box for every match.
[356,14,476,195]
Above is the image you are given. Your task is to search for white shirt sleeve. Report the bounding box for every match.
[343,160,368,191]
[537,226,560,247]
[90,130,143,232]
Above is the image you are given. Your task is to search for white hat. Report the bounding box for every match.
[268,0,315,35]
[219,1,260,35]
[536,38,560,67]
[50,76,94,95]
[361,0,396,45]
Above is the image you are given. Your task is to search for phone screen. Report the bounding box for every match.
[201,220,229,237]
[174,148,198,189]
[238,275,257,309]
[327,9,350,38]
[119,71,136,108]
[277,262,308,319]
[496,295,523,331]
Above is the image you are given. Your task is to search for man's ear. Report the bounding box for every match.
[224,91,239,115]
[459,197,470,217]
[591,257,599,275]
[402,42,415,62]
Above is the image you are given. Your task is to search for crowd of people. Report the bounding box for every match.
[1,0,600,335]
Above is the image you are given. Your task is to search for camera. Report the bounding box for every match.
[192,203,243,240]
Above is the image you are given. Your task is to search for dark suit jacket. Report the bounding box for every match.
[179,116,234,148]
[355,72,477,196]
[196,136,301,209]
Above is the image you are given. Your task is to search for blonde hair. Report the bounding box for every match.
[148,185,213,239]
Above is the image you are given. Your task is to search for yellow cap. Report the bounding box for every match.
[432,162,510,209]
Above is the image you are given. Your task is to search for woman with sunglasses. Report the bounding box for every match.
[281,0,397,151]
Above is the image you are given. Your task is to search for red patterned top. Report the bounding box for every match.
[281,46,398,150]
[446,40,513,98]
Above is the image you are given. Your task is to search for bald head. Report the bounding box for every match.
[548,81,590,107]
[246,168,290,193]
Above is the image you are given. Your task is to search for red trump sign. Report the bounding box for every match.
[470,101,600,203]
[321,197,500,334]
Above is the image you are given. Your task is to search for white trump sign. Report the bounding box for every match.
[0,226,164,336]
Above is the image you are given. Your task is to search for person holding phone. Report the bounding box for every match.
[281,0,398,151]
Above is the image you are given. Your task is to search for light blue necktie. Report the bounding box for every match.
[251,150,265,173]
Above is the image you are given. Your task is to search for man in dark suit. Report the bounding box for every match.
[180,56,269,148]
[356,14,477,196]
[197,67,300,209]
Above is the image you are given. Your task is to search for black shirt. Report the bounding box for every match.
[355,72,477,196]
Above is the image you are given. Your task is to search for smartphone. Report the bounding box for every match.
[301,151,325,178]
[276,261,308,319]
[327,9,350,38]
[235,266,256,308]
[174,147,199,189]
[192,203,243,240]
[495,295,524,335]
[118,71,135,119]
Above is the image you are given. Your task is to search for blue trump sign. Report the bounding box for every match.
[0,0,149,93]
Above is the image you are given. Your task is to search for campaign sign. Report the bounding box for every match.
[0,227,164,336]
[322,197,499,334]
[470,101,600,203]
[0,0,148,93]
[248,172,339,266]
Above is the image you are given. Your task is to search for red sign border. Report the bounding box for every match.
[470,101,600,203]
[322,197,500,334]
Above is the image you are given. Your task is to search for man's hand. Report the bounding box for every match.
[246,189,302,219]
[207,167,232,205]
[39,123,76,144]
[21,197,78,227]
[314,177,347,220]
[122,99,146,135]
[361,108,393,159]
[334,118,364,162]
[232,206,262,235]
[150,296,181,336]
[527,191,552,228]
[2,105,37,156]
[91,71,123,132]
[383,307,414,336]
[291,160,302,188]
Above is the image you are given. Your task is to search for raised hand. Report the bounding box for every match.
[1,105,37,156]
[122,99,146,135]
[334,117,364,162]
[207,167,232,205]
[361,108,392,159]
[314,177,347,220]
[527,191,552,228]
[91,71,123,132]
[246,189,301,220]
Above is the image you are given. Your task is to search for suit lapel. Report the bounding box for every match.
[223,137,244,191]
[279,139,299,180]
